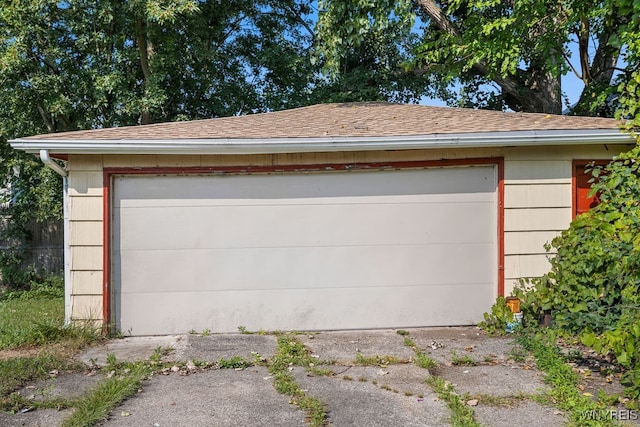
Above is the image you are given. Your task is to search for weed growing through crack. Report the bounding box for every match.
[342,375,353,381]
[237,326,252,334]
[472,392,532,407]
[218,356,251,369]
[61,354,152,427]
[508,345,528,363]
[451,351,476,366]
[399,331,437,370]
[354,353,405,366]
[426,376,479,427]
[415,352,438,369]
[358,376,368,382]
[307,367,334,377]
[269,335,327,426]
[517,333,619,427]
[396,330,410,336]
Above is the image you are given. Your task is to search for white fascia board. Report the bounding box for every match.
[10,129,635,155]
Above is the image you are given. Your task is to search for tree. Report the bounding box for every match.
[315,0,635,116]
[0,0,318,287]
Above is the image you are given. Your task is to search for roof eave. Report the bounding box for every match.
[10,129,635,155]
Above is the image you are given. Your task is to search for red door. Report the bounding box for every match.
[573,160,609,218]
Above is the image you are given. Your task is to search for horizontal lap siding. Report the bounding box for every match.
[502,144,629,295]
[68,156,104,322]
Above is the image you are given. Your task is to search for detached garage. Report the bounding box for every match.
[11,102,635,335]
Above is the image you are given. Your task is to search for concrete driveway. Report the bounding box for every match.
[2,327,579,426]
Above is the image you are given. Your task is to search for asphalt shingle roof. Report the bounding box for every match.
[22,102,623,141]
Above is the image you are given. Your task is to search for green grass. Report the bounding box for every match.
[398,330,438,370]
[451,351,477,366]
[354,353,405,366]
[426,376,479,427]
[269,335,328,426]
[517,332,621,427]
[0,282,101,413]
[0,353,83,411]
[61,358,151,427]
[0,297,65,348]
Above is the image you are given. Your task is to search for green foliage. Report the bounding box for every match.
[0,274,64,301]
[218,356,251,369]
[517,332,619,426]
[507,144,640,400]
[315,0,635,115]
[0,353,77,403]
[425,376,479,427]
[450,351,476,366]
[354,353,404,366]
[414,352,438,370]
[269,334,327,426]
[0,0,320,289]
[0,288,99,350]
[477,296,512,335]
[62,358,151,427]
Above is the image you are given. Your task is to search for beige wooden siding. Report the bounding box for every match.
[501,144,629,295]
[68,155,104,322]
[67,143,632,324]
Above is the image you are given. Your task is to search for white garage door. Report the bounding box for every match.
[112,166,497,335]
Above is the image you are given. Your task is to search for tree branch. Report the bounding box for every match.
[414,0,561,113]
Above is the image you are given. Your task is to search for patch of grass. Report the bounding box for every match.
[426,376,479,427]
[508,345,528,363]
[396,330,437,370]
[218,356,251,369]
[61,357,151,427]
[415,352,438,369]
[0,282,102,414]
[0,353,85,412]
[237,326,252,334]
[451,351,476,366]
[307,366,334,377]
[517,332,619,427]
[269,335,327,426]
[342,375,353,381]
[0,353,78,399]
[472,392,532,407]
[354,353,405,366]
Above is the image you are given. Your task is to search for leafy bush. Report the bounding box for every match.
[485,144,640,399]
[0,274,64,301]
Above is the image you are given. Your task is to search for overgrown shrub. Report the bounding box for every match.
[488,144,640,399]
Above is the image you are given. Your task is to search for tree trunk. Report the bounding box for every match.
[135,18,153,125]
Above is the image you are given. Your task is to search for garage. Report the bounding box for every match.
[111,163,498,335]
[12,102,630,336]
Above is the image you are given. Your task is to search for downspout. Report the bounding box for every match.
[39,150,71,325]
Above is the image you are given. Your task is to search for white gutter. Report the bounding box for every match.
[38,150,71,324]
[39,149,68,177]
[11,129,636,155]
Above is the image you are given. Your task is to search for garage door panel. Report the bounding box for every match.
[118,202,495,250]
[117,283,496,336]
[114,167,495,206]
[116,243,495,293]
